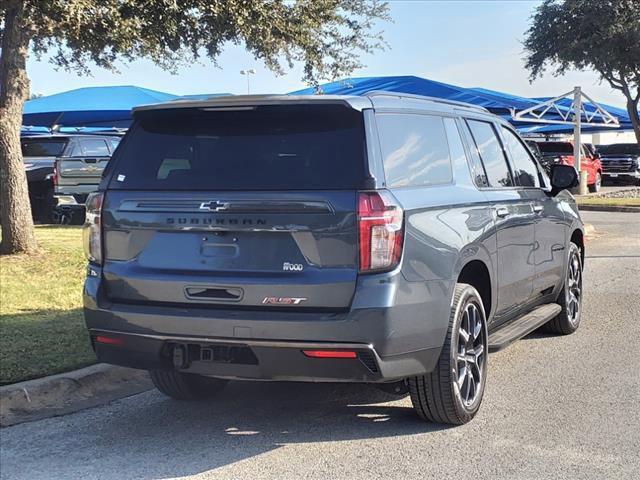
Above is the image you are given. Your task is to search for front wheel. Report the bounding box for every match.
[150,370,228,400]
[408,283,488,425]
[544,242,583,335]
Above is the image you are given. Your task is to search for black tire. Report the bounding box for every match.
[408,283,488,425]
[149,370,228,400]
[544,242,582,335]
[588,173,602,193]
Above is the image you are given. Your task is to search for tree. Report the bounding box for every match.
[523,0,640,143]
[0,0,389,254]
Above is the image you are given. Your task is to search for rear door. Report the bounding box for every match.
[464,119,536,319]
[101,104,368,310]
[500,126,566,297]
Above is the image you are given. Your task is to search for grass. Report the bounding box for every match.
[576,197,640,207]
[0,226,96,385]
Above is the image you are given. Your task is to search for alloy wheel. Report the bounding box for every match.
[566,251,582,325]
[455,302,486,407]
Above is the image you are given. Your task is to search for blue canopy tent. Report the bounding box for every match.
[291,76,631,134]
[22,86,179,129]
[290,76,542,116]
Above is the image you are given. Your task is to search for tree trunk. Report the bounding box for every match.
[627,97,640,144]
[0,0,37,254]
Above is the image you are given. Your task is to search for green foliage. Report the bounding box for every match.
[16,0,390,85]
[524,0,639,99]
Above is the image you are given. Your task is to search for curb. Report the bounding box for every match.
[0,364,152,428]
[578,205,640,213]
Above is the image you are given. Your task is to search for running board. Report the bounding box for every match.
[488,303,561,352]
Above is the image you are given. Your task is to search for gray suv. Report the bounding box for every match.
[83,93,583,425]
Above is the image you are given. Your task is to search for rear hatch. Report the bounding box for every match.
[101,103,369,310]
[57,137,112,191]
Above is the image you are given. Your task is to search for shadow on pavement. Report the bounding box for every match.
[21,381,449,479]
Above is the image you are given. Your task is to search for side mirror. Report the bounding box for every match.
[550,164,578,195]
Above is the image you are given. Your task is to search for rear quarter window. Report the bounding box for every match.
[376,113,453,188]
[108,105,366,191]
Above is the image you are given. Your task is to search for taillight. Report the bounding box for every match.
[358,191,404,273]
[83,192,104,264]
[52,160,58,186]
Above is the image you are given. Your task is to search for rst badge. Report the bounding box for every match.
[262,297,307,305]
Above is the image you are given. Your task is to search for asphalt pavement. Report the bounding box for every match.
[1,211,638,480]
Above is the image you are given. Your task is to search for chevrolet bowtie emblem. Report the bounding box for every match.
[199,200,230,212]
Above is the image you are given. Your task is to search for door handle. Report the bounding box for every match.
[496,207,509,218]
[533,205,544,214]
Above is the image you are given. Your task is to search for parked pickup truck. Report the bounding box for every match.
[54,134,121,222]
[21,135,62,223]
[597,143,640,185]
[536,141,602,192]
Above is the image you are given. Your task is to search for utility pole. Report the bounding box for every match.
[240,69,256,95]
[573,86,588,195]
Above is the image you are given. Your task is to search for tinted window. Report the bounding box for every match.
[377,114,453,187]
[538,142,573,154]
[81,138,110,156]
[109,105,365,191]
[21,139,68,157]
[501,127,540,188]
[458,121,489,187]
[466,120,513,187]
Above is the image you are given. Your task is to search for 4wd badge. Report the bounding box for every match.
[283,262,304,272]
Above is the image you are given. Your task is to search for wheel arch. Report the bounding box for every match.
[456,258,494,322]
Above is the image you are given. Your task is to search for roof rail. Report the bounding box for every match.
[363,90,489,113]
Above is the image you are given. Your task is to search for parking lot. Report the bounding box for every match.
[1,210,638,480]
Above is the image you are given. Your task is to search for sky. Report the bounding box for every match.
[26,0,626,108]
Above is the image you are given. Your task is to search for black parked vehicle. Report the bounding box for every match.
[597,143,640,185]
[21,134,121,224]
[83,93,583,425]
[21,136,63,223]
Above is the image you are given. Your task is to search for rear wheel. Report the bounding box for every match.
[544,242,582,335]
[588,172,602,193]
[408,283,488,425]
[149,370,228,400]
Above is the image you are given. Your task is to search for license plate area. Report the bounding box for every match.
[166,342,259,367]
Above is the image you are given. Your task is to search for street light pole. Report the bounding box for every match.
[240,69,256,95]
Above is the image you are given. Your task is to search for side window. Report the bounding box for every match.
[108,138,121,153]
[81,138,110,157]
[377,113,453,188]
[466,119,513,187]
[501,127,540,188]
[458,120,489,187]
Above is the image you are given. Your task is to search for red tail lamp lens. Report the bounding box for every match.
[95,335,124,346]
[302,350,357,359]
[358,191,404,273]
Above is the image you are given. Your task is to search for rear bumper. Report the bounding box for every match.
[88,328,440,382]
[83,270,452,382]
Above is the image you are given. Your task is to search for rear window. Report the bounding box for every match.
[21,139,68,157]
[598,144,640,155]
[537,142,573,154]
[108,105,366,190]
